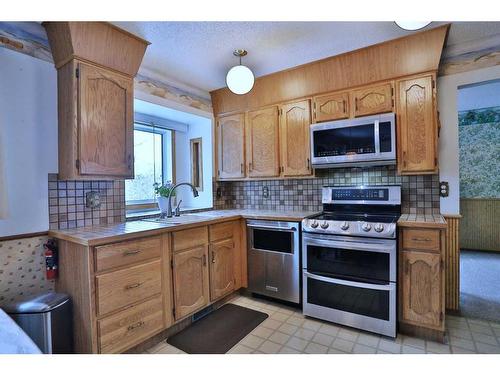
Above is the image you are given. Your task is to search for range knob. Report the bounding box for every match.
[362,222,372,232]
[340,221,349,230]
[374,223,384,233]
[320,221,329,229]
[310,220,319,228]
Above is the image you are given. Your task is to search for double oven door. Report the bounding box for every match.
[302,232,396,337]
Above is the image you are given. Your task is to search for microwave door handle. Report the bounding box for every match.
[303,238,394,254]
[304,271,393,291]
[374,120,381,154]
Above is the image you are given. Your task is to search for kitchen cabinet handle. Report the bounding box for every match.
[307,158,310,170]
[123,249,141,256]
[125,282,142,290]
[240,163,244,173]
[412,237,432,242]
[127,321,145,331]
[211,251,216,264]
[343,100,346,113]
[355,98,358,111]
[203,254,207,266]
[403,151,407,167]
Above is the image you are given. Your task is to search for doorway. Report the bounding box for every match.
[457,79,500,322]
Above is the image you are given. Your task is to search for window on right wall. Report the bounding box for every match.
[190,137,203,191]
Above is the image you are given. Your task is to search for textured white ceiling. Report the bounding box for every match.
[113,21,500,96]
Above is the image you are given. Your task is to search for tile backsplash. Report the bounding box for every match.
[214,165,440,214]
[48,173,126,230]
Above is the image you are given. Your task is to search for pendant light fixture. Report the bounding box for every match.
[395,21,431,31]
[226,49,255,95]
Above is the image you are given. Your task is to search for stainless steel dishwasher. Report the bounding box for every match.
[247,219,300,303]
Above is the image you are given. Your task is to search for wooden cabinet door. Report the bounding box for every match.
[78,62,133,177]
[209,238,235,301]
[352,83,393,117]
[397,75,437,174]
[217,113,245,179]
[172,245,209,320]
[401,250,443,328]
[313,92,349,122]
[280,100,312,177]
[246,107,280,178]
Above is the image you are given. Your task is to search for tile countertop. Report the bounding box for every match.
[397,213,447,229]
[48,209,319,246]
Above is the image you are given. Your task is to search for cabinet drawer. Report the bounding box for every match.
[98,296,164,354]
[96,260,162,316]
[402,229,440,252]
[95,236,161,272]
[172,226,208,252]
[209,221,235,242]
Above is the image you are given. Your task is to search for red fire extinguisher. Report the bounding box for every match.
[44,239,58,280]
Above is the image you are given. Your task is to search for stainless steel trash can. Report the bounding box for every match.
[3,292,73,354]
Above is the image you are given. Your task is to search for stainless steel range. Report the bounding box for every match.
[302,185,401,337]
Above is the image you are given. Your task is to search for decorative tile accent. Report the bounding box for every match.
[214,165,440,215]
[48,173,126,230]
[0,235,55,305]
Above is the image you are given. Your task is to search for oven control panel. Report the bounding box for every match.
[302,218,396,239]
[322,185,401,205]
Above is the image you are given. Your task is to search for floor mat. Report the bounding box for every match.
[167,303,268,354]
[460,250,500,322]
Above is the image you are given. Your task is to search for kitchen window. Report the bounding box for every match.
[125,122,174,210]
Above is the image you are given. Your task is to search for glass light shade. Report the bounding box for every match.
[395,21,431,31]
[226,65,255,95]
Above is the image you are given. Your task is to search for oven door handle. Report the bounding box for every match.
[303,237,394,254]
[303,271,394,291]
[247,224,297,233]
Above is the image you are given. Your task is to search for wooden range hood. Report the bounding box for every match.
[43,21,149,77]
[210,24,450,116]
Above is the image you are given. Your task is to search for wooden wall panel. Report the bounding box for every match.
[460,199,500,252]
[210,25,449,115]
[444,215,461,311]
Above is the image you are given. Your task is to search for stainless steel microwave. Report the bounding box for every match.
[310,113,396,168]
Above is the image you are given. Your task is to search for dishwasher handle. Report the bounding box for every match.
[246,224,297,233]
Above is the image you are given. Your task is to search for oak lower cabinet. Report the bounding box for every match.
[54,234,172,354]
[279,100,313,177]
[399,227,445,341]
[216,113,246,179]
[396,74,438,174]
[209,239,235,301]
[246,107,280,178]
[172,245,210,320]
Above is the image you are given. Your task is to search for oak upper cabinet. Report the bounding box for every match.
[313,91,349,123]
[352,82,394,117]
[172,245,210,321]
[78,62,134,177]
[246,106,280,178]
[279,100,313,177]
[209,238,235,301]
[396,74,438,174]
[216,113,246,179]
[43,22,149,180]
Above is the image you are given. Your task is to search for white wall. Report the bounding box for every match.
[457,80,500,111]
[0,48,58,236]
[175,117,213,210]
[437,65,500,215]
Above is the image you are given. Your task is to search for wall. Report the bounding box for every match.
[0,47,58,237]
[437,64,500,215]
[214,166,440,214]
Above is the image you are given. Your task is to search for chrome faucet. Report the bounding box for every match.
[166,182,199,218]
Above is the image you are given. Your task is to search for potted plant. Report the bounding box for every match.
[154,182,175,214]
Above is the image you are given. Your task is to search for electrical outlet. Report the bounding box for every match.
[439,181,449,197]
[262,186,270,198]
[85,191,101,209]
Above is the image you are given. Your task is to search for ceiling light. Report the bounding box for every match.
[395,21,432,31]
[226,49,254,95]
